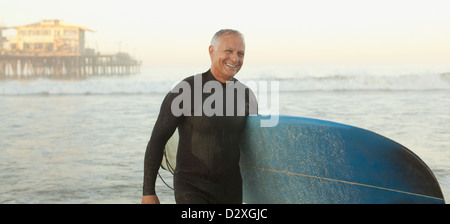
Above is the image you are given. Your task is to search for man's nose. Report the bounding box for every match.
[230,52,239,62]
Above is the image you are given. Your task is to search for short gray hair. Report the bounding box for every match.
[210,29,245,50]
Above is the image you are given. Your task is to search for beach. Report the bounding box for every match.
[1,65,449,203]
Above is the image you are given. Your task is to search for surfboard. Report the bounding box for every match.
[162,115,445,204]
[161,129,178,174]
[239,115,445,204]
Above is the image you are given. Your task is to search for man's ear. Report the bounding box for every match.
[208,45,215,59]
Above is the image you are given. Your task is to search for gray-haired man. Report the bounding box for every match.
[142,29,257,204]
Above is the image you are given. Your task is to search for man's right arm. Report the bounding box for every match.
[142,92,182,201]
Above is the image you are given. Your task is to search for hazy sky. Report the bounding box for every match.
[1,0,449,67]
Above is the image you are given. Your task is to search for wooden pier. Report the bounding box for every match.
[0,52,141,79]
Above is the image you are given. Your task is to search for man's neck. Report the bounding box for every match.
[210,68,232,84]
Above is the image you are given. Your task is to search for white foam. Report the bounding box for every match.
[1,66,449,95]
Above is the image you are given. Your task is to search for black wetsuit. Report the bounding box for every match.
[143,70,257,204]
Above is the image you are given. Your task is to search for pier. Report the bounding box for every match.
[0,19,140,79]
[0,52,140,79]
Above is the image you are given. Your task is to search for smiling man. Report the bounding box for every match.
[142,29,257,204]
[209,30,245,83]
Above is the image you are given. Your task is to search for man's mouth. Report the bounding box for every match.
[225,63,238,68]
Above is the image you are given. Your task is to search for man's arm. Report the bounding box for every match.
[142,91,181,201]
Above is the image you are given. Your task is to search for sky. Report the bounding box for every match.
[1,0,450,67]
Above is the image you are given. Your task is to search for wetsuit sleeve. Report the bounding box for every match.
[143,92,182,195]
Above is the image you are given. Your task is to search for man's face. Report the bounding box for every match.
[209,33,245,83]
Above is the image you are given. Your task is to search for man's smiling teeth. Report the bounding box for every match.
[225,63,238,68]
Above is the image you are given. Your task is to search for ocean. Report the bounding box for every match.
[1,65,449,204]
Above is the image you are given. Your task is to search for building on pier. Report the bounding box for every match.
[8,19,91,54]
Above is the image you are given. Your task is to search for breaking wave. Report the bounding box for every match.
[1,69,450,95]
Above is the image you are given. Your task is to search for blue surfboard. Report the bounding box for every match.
[239,115,445,204]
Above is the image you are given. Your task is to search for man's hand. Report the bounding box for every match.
[141,195,160,204]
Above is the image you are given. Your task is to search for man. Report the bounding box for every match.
[142,29,257,204]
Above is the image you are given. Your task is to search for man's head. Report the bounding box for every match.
[209,29,245,83]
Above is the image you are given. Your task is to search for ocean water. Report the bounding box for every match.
[1,65,449,204]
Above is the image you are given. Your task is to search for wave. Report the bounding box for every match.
[260,73,450,92]
[1,72,450,95]
[0,77,175,96]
